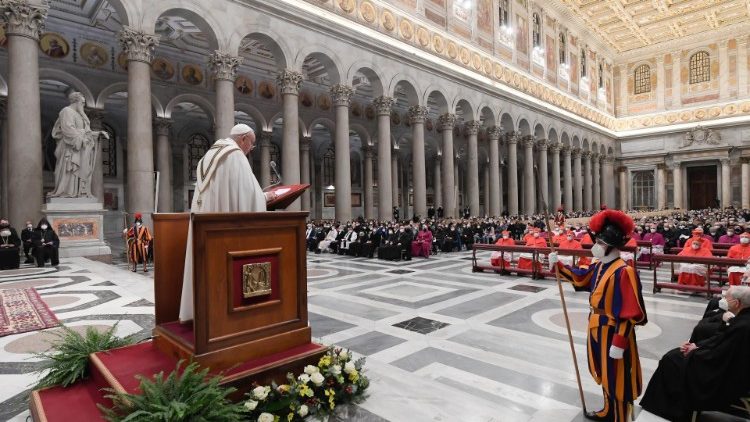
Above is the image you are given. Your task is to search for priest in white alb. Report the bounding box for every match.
[179,124,277,321]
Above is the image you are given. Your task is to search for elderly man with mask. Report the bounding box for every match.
[0,218,22,270]
[179,124,277,322]
[640,285,750,421]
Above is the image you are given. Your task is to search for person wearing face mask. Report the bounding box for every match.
[681,228,713,252]
[517,228,547,273]
[554,229,583,268]
[317,224,339,253]
[640,225,665,265]
[32,218,60,268]
[726,232,750,285]
[0,218,22,270]
[688,293,736,344]
[123,213,153,272]
[338,226,357,256]
[718,227,740,244]
[490,230,516,270]
[549,209,647,422]
[677,237,714,287]
[411,225,433,258]
[21,220,35,264]
[397,226,413,260]
[640,286,750,422]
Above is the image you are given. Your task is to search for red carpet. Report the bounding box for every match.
[0,288,59,337]
[32,379,107,422]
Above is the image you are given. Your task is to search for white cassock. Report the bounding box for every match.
[178,138,266,322]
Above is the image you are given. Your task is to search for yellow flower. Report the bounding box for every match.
[325,388,336,410]
[348,370,360,383]
[298,384,313,397]
[277,384,290,394]
[287,413,294,422]
[318,355,332,368]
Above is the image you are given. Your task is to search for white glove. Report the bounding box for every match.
[548,252,559,265]
[609,345,624,360]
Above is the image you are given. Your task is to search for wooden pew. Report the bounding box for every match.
[651,254,746,298]
[635,240,654,270]
[472,244,537,277]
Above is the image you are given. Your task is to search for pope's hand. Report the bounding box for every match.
[548,252,559,265]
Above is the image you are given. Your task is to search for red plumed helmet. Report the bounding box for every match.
[557,206,564,212]
[588,209,634,248]
[134,212,143,220]
[600,204,608,210]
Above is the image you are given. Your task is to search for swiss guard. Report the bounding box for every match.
[549,209,647,422]
[123,213,153,273]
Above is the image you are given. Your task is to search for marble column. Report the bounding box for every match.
[522,136,535,215]
[619,167,628,210]
[721,158,731,208]
[0,97,7,218]
[466,120,480,216]
[572,148,583,211]
[741,158,750,210]
[498,161,505,214]
[719,40,729,100]
[363,146,374,219]
[276,69,303,210]
[550,142,561,211]
[331,84,353,222]
[86,108,106,202]
[482,164,490,217]
[2,1,47,227]
[374,96,394,220]
[391,151,399,212]
[118,27,158,217]
[562,146,573,212]
[408,105,428,218]
[671,52,681,108]
[487,127,501,216]
[656,164,666,210]
[507,134,519,215]
[259,131,272,188]
[209,51,242,139]
[537,139,548,211]
[656,55,665,110]
[592,153,600,210]
[154,118,173,212]
[738,37,748,97]
[454,157,460,217]
[300,136,311,212]
[672,162,683,209]
[439,114,457,218]
[582,151,593,211]
[433,155,442,208]
[618,64,628,115]
[602,156,615,208]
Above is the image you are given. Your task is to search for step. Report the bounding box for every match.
[30,378,107,422]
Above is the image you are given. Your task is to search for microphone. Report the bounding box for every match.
[263,161,283,192]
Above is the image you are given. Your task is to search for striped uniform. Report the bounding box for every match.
[557,258,647,422]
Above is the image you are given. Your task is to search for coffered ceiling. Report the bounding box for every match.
[557,0,750,53]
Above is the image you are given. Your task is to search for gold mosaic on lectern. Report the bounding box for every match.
[242,262,272,298]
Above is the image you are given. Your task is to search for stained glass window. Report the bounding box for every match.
[101,123,116,177]
[532,13,541,47]
[498,0,509,27]
[188,133,210,181]
[559,33,566,64]
[632,171,655,209]
[581,50,587,77]
[634,64,651,95]
[323,147,335,187]
[689,51,710,84]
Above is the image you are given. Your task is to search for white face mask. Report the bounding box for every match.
[0,230,10,237]
[741,238,750,245]
[591,243,606,259]
[650,229,656,233]
[567,236,574,241]
[41,224,48,230]
[136,222,142,227]
[692,243,701,250]
[26,225,32,229]
[718,298,729,311]
[533,233,539,238]
[502,235,509,239]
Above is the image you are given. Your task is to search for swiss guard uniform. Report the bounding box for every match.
[124,213,153,272]
[553,209,648,422]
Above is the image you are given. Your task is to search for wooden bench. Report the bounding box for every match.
[651,254,746,298]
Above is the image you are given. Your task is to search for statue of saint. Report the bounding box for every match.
[47,92,109,199]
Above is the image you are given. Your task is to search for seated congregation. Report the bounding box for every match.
[0,217,60,269]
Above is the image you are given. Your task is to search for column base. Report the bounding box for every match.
[42,198,112,261]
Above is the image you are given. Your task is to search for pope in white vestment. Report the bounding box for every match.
[178,124,274,322]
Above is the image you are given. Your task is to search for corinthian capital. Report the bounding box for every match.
[330,84,354,107]
[1,0,47,39]
[117,26,158,63]
[407,105,428,124]
[536,138,548,150]
[276,69,303,95]
[522,135,536,148]
[209,51,242,81]
[372,96,395,116]
[548,142,561,153]
[154,117,173,136]
[581,150,592,159]
[465,120,481,136]
[487,126,502,140]
[571,147,581,158]
[438,113,456,130]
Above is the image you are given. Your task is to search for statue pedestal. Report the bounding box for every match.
[42,198,112,262]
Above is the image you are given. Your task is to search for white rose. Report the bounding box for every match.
[339,350,348,360]
[304,365,319,375]
[310,372,325,386]
[244,400,258,411]
[298,404,309,417]
[344,361,356,374]
[258,413,275,422]
[297,373,310,384]
[330,364,341,375]
[252,386,269,401]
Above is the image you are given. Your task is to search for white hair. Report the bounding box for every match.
[68,91,85,103]
[727,285,750,307]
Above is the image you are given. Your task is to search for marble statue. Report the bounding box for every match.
[48,92,109,199]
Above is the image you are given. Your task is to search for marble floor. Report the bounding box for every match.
[0,249,717,421]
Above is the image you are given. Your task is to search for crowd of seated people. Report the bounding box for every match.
[0,217,60,270]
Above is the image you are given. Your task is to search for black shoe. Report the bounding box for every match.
[24,259,34,264]
[584,411,610,421]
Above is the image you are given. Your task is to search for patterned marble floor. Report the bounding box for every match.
[0,250,713,421]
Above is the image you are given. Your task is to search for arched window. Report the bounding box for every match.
[559,32,566,64]
[323,147,335,187]
[532,13,541,47]
[581,49,587,77]
[689,51,710,84]
[631,171,655,209]
[598,62,604,88]
[101,123,117,177]
[634,64,651,95]
[188,133,210,181]
[498,0,509,27]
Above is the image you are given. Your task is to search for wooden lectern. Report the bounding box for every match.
[152,208,326,385]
